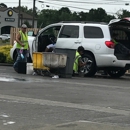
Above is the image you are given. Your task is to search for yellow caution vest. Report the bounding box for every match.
[73,51,81,73]
[16,30,28,49]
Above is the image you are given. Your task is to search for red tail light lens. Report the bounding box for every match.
[105,41,115,48]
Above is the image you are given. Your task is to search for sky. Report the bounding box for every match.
[3,0,130,16]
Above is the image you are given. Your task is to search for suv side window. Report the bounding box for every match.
[40,26,61,38]
[84,26,104,38]
[59,25,79,38]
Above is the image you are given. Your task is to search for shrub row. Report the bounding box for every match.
[0,45,14,64]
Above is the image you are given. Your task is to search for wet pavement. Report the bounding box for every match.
[0,77,27,82]
[0,66,130,130]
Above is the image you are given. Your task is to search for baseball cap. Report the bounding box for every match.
[21,24,27,28]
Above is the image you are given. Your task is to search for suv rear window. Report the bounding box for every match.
[112,30,128,40]
[59,25,79,38]
[84,26,104,38]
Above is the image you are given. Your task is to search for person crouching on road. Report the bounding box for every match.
[73,46,86,76]
[13,24,29,72]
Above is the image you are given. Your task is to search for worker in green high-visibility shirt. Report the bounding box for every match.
[73,46,87,76]
[13,24,29,72]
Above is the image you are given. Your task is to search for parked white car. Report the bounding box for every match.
[10,18,130,78]
[0,34,10,40]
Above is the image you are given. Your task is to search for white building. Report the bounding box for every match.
[0,7,37,34]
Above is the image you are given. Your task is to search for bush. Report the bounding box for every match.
[0,45,13,63]
[0,52,6,63]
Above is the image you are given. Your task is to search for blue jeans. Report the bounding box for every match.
[13,49,28,71]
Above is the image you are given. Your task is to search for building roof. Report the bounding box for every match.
[0,7,37,20]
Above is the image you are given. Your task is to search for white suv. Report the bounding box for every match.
[11,19,130,78]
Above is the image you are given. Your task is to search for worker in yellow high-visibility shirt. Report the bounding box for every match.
[73,46,86,76]
[13,24,29,72]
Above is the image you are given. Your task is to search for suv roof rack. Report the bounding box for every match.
[59,21,108,25]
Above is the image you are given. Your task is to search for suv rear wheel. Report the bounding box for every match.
[107,69,126,78]
[81,54,97,77]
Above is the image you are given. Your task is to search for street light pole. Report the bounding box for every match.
[32,0,36,28]
[18,0,21,27]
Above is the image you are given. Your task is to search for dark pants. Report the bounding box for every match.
[13,49,28,71]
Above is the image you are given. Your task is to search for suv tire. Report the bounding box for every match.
[107,69,126,78]
[81,54,97,77]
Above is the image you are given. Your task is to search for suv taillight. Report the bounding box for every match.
[105,41,114,49]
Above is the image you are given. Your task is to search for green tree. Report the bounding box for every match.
[23,20,32,28]
[14,6,39,18]
[58,7,71,14]
[88,8,107,22]
[0,3,7,8]
[116,9,130,19]
[57,7,72,21]
[37,9,59,27]
[78,11,89,21]
[104,14,115,22]
[71,12,80,21]
[12,6,117,28]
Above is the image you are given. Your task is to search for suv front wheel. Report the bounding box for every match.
[107,69,126,78]
[81,54,97,77]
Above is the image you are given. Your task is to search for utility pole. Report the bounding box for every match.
[18,0,21,27]
[32,0,36,28]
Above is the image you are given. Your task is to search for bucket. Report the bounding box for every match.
[18,62,26,74]
[26,63,33,74]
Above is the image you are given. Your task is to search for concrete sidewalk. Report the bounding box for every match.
[36,121,130,130]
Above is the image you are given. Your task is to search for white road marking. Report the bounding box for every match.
[0,94,130,116]
[58,81,129,89]
[0,77,15,82]
[0,114,9,118]
[3,121,15,125]
[0,113,15,126]
[54,120,130,130]
[0,74,129,89]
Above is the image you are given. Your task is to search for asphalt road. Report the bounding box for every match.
[0,66,130,130]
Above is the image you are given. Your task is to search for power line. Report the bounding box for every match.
[39,0,129,5]
[41,1,90,11]
[28,0,130,4]
[38,0,128,10]
[4,2,31,4]
[39,1,117,15]
[5,0,127,15]
[36,0,130,14]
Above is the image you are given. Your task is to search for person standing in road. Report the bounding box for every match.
[73,46,86,76]
[13,24,29,72]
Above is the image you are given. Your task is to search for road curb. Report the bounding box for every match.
[0,64,130,77]
[0,63,13,66]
